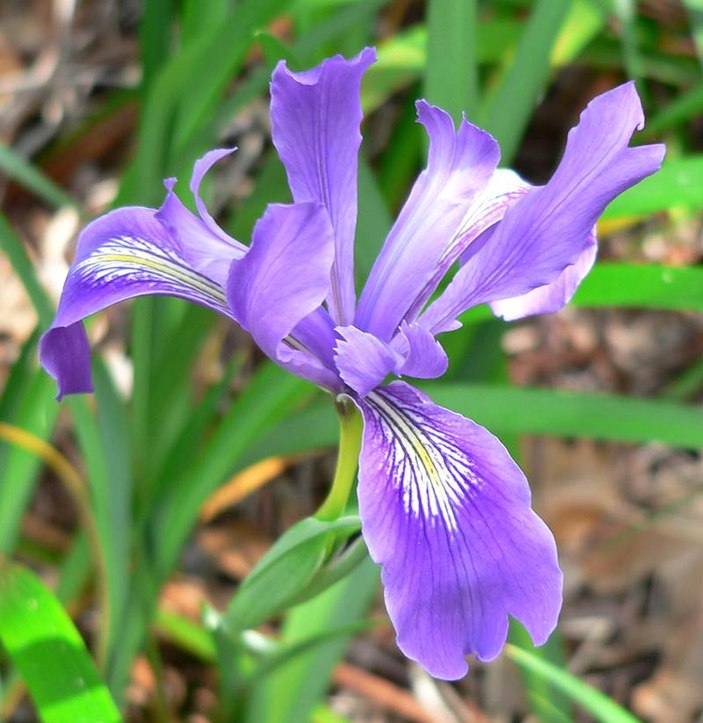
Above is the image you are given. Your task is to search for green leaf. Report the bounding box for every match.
[156,363,314,578]
[0,561,121,723]
[0,144,76,209]
[505,644,639,723]
[139,0,175,90]
[602,156,703,219]
[224,516,362,633]
[612,0,645,88]
[246,380,703,462]
[645,84,703,135]
[479,0,572,163]
[245,558,380,723]
[426,383,703,449]
[425,0,478,120]
[573,264,703,313]
[510,622,573,723]
[0,361,60,555]
[0,212,54,327]
[683,0,703,67]
[551,0,607,66]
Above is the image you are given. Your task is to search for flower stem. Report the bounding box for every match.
[314,398,363,521]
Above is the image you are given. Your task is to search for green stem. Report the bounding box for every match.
[314,398,363,522]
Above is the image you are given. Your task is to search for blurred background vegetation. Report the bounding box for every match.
[0,0,702,721]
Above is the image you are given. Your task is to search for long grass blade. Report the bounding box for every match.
[479,0,572,163]
[0,561,121,723]
[425,0,478,119]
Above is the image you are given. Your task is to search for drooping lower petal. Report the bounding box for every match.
[270,48,376,326]
[356,102,500,340]
[39,206,238,399]
[227,202,338,388]
[356,382,562,679]
[421,82,665,334]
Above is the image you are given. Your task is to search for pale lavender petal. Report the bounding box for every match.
[391,323,448,379]
[190,148,240,243]
[156,179,245,286]
[227,202,338,388]
[403,169,531,324]
[40,206,237,399]
[334,325,399,397]
[490,231,597,320]
[356,102,500,340]
[356,382,562,680]
[421,82,666,334]
[271,48,376,326]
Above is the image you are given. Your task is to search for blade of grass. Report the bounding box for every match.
[510,621,573,723]
[683,0,703,68]
[0,212,54,327]
[505,644,639,723]
[0,144,77,209]
[0,561,121,723]
[551,0,607,66]
[478,0,572,163]
[155,364,314,578]
[66,369,132,684]
[426,383,703,449]
[644,84,703,136]
[139,0,174,90]
[573,263,703,313]
[0,371,60,554]
[425,0,478,120]
[245,558,380,723]
[612,0,645,87]
[601,156,703,219]
[244,381,703,463]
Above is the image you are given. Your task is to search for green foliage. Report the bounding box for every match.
[223,516,364,632]
[0,562,121,722]
[1,0,701,720]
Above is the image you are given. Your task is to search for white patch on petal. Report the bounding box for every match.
[366,389,482,531]
[75,235,229,314]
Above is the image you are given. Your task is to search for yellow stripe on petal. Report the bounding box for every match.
[367,389,481,531]
[75,236,229,314]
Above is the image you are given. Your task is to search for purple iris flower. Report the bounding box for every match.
[40,48,664,679]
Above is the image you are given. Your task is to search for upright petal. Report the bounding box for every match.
[356,382,562,680]
[334,325,399,397]
[403,168,531,324]
[156,181,245,286]
[391,322,448,379]
[270,48,376,326]
[227,202,339,389]
[421,82,665,334]
[356,102,500,340]
[40,206,238,399]
[190,148,241,244]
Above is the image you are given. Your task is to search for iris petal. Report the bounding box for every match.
[270,47,376,325]
[356,102,500,340]
[227,202,339,389]
[39,206,238,399]
[356,382,562,679]
[421,82,665,334]
[334,325,399,397]
[490,231,597,320]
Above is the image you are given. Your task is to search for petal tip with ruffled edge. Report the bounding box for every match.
[356,381,562,679]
